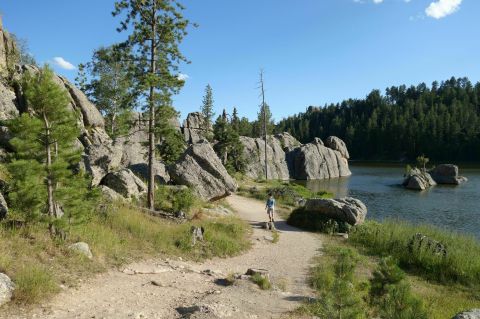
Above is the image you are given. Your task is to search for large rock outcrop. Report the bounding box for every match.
[240,135,290,180]
[430,164,468,185]
[182,112,210,144]
[289,137,351,180]
[169,141,237,201]
[0,17,17,76]
[403,168,437,191]
[303,197,367,225]
[100,168,147,199]
[239,134,351,181]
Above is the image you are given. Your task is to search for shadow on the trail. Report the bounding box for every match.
[284,295,317,303]
[248,220,299,232]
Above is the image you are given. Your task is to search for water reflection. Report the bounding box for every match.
[296,165,480,239]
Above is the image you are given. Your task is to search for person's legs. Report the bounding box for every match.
[267,208,273,222]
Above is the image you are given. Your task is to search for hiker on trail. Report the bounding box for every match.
[265,193,275,223]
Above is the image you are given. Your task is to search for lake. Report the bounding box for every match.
[299,164,480,239]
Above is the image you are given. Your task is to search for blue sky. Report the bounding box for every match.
[1,0,478,121]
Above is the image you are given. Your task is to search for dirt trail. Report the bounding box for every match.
[10,195,321,319]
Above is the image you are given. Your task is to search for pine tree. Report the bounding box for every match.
[201,84,215,138]
[314,249,366,319]
[254,103,274,137]
[7,65,97,236]
[156,104,185,165]
[113,0,192,209]
[75,63,88,93]
[82,45,137,139]
[213,109,245,174]
[231,107,240,132]
[370,257,428,319]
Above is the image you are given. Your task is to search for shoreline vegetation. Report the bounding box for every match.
[238,178,480,318]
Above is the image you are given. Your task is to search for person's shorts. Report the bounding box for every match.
[267,207,274,215]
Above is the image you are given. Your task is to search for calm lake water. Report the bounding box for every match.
[299,164,480,239]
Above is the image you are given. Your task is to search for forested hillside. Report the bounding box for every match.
[277,77,480,161]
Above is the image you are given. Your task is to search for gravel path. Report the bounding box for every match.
[7,195,321,319]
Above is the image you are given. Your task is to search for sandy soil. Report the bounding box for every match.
[7,195,321,319]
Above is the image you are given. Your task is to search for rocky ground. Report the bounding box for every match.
[4,195,321,319]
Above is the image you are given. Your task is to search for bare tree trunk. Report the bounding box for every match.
[259,70,268,180]
[147,4,157,210]
[43,112,56,236]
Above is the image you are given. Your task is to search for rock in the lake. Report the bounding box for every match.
[239,135,290,180]
[0,272,14,307]
[169,141,237,201]
[403,168,436,190]
[451,309,480,319]
[289,137,351,180]
[68,242,93,259]
[100,168,147,199]
[304,197,367,225]
[430,164,468,185]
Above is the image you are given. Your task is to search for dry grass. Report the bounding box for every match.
[0,204,251,306]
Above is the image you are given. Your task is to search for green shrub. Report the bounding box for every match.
[371,257,428,319]
[350,220,480,286]
[305,248,366,319]
[250,273,271,290]
[154,186,196,213]
[287,207,351,234]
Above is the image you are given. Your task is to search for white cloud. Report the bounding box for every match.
[177,73,189,81]
[52,57,76,70]
[373,0,384,3]
[425,0,462,19]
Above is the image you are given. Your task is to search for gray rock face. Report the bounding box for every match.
[289,137,351,180]
[0,193,8,220]
[240,136,290,180]
[61,79,105,129]
[100,168,147,199]
[82,128,123,186]
[98,185,124,202]
[0,18,17,75]
[403,168,437,190]
[117,114,171,184]
[274,132,301,152]
[430,164,468,185]
[452,309,480,319]
[304,197,367,225]
[169,141,237,201]
[0,81,19,121]
[0,272,14,307]
[324,136,350,159]
[68,242,93,259]
[182,112,209,144]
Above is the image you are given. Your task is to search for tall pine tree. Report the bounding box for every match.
[200,84,215,138]
[7,65,96,236]
[113,0,192,209]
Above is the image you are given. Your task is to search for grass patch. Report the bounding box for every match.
[272,230,280,243]
[12,265,59,305]
[0,203,250,306]
[295,235,480,319]
[250,273,272,290]
[349,220,480,287]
